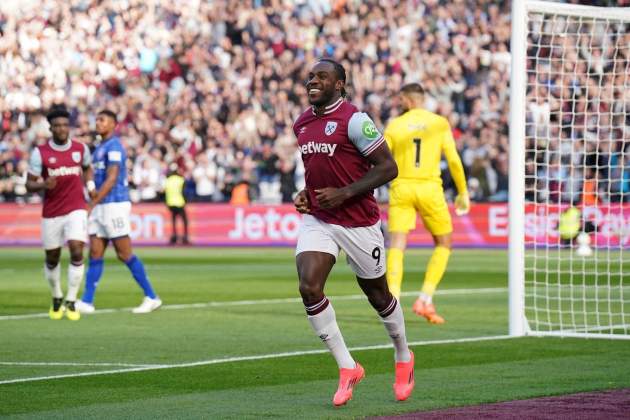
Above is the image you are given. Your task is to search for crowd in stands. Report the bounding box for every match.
[525,6,630,205]
[0,0,627,206]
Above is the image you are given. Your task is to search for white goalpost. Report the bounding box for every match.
[509,0,630,339]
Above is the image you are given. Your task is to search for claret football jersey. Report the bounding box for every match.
[28,140,90,218]
[293,98,386,227]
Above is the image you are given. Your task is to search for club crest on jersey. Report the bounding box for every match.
[49,157,56,164]
[72,151,81,163]
[324,121,337,136]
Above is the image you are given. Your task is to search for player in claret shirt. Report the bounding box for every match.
[26,106,92,321]
[292,59,414,406]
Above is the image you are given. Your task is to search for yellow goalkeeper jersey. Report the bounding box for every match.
[384,108,467,194]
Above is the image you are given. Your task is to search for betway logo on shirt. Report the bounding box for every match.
[300,141,337,157]
[47,166,81,177]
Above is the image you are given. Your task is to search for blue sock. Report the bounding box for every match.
[125,255,156,299]
[82,258,104,304]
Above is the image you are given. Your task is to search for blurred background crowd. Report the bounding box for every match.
[525,5,630,205]
[0,0,628,205]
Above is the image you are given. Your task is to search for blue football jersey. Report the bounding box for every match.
[92,135,130,203]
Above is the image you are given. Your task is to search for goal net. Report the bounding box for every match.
[509,1,630,339]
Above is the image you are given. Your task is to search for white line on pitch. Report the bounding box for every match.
[0,287,507,321]
[0,362,163,368]
[0,334,512,385]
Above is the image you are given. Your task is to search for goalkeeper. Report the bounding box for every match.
[384,83,470,324]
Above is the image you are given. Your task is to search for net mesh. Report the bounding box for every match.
[523,9,630,337]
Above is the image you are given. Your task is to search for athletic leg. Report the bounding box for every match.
[342,221,414,402]
[357,275,411,363]
[44,248,63,299]
[387,232,408,299]
[357,274,414,401]
[181,207,189,244]
[64,240,85,320]
[112,236,161,313]
[421,234,452,300]
[44,247,64,319]
[414,187,453,324]
[169,207,177,244]
[298,251,364,406]
[413,233,451,324]
[80,236,107,305]
[112,236,157,299]
[386,184,416,299]
[297,251,355,369]
[41,216,64,317]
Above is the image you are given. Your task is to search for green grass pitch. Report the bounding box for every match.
[1,247,629,418]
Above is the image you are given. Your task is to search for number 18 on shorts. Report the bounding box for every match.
[88,202,132,239]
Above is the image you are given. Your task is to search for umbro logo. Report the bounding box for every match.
[299,127,307,135]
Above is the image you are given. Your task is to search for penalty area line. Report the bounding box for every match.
[0,335,512,385]
[0,287,507,321]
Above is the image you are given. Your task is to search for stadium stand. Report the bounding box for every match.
[0,0,624,205]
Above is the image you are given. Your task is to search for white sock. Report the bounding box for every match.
[66,263,84,302]
[419,292,432,304]
[44,263,62,299]
[306,298,355,369]
[380,298,412,363]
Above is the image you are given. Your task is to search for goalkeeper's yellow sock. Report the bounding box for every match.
[421,246,451,298]
[386,248,404,299]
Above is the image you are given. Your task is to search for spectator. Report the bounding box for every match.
[254,142,280,204]
[192,152,219,202]
[132,152,162,202]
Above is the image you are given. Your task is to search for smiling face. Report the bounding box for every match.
[306,61,343,107]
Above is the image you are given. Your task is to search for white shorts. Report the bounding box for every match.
[42,209,88,250]
[296,214,386,279]
[88,201,132,239]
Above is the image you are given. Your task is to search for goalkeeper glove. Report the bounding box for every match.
[454,193,470,216]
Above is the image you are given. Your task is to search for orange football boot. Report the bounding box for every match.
[393,351,414,401]
[412,299,445,324]
[333,363,365,406]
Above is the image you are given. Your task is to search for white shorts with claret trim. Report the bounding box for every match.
[88,202,132,239]
[295,214,386,279]
[42,209,88,250]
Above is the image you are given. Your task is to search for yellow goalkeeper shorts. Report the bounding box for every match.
[388,181,453,236]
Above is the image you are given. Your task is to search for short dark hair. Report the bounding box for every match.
[46,105,70,123]
[318,58,347,98]
[400,83,425,95]
[98,109,118,122]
